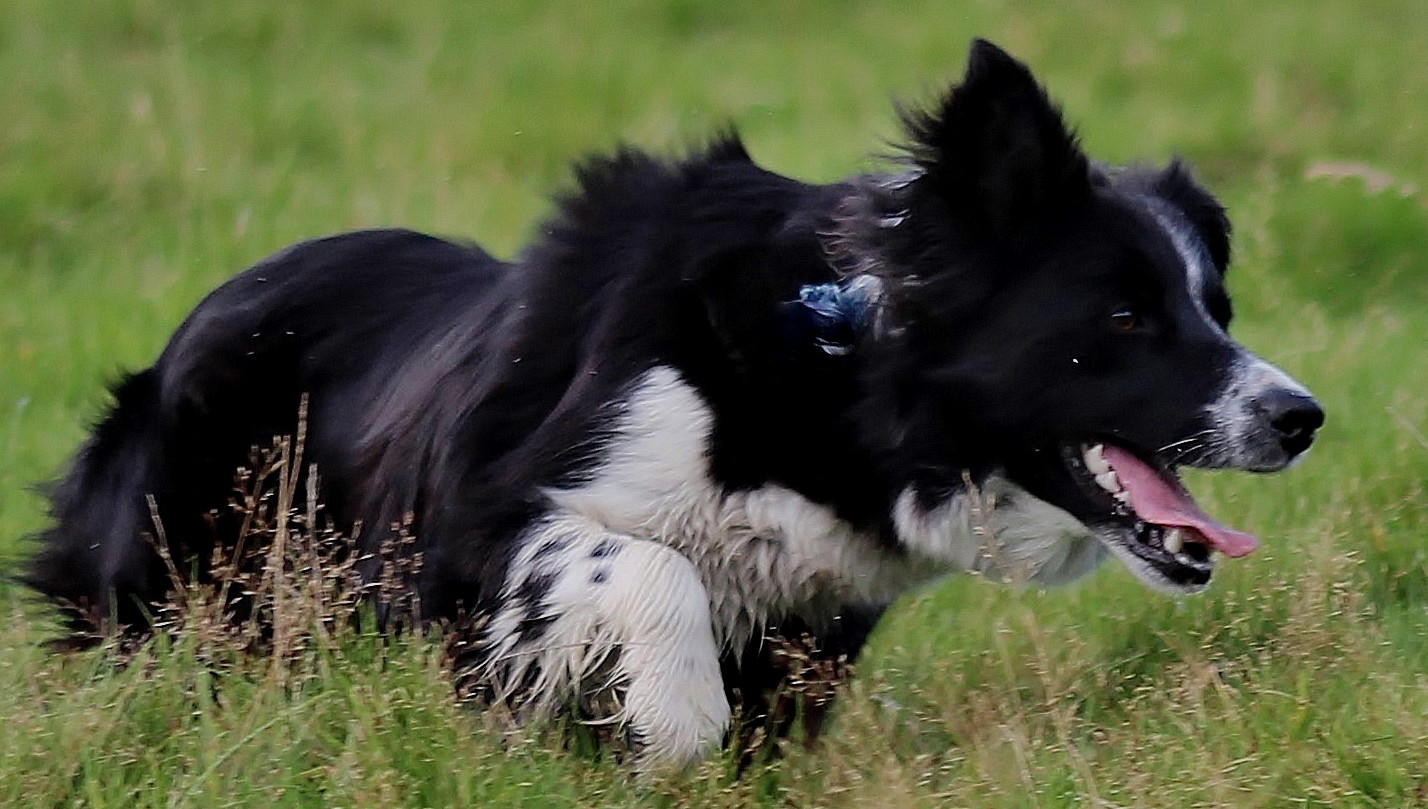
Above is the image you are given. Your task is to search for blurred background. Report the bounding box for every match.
[1,2,1425,806]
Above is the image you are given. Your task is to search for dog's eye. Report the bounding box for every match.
[1108,308,1142,332]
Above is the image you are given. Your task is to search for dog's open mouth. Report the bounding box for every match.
[1062,441,1259,590]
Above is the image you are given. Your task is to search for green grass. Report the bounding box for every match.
[2,1,1427,806]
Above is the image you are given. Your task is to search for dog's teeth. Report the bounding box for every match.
[1112,490,1130,506]
[1163,528,1184,554]
[1094,470,1121,493]
[1083,443,1110,475]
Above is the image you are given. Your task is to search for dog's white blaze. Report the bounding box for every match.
[1143,197,1217,329]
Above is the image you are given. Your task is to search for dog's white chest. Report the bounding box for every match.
[544,366,935,649]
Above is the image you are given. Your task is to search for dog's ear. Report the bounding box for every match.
[903,39,1089,239]
[1153,159,1232,274]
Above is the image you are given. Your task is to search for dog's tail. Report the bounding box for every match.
[21,369,174,644]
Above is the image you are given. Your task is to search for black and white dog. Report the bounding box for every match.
[27,40,1322,766]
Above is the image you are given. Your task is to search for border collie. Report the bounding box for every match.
[26,40,1322,767]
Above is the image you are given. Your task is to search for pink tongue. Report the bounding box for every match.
[1100,445,1259,558]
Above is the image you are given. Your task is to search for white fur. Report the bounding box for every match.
[481,519,730,768]
[545,366,939,652]
[891,478,1107,586]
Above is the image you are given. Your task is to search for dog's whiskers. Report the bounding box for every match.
[1159,429,1235,467]
[1156,430,1216,455]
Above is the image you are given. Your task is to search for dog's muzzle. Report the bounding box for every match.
[1206,354,1324,473]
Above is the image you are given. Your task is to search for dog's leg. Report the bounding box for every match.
[724,602,885,766]
[484,521,730,769]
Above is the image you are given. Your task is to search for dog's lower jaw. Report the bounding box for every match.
[1097,536,1212,595]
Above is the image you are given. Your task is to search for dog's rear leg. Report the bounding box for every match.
[485,523,730,769]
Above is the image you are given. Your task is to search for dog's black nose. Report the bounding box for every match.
[1259,388,1324,458]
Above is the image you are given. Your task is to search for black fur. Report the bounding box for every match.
[25,40,1319,756]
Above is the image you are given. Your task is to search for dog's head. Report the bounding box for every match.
[829,40,1323,592]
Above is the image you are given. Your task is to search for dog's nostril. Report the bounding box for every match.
[1261,389,1324,456]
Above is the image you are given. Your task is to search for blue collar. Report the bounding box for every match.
[781,280,876,356]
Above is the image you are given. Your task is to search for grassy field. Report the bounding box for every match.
[2,1,1427,806]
